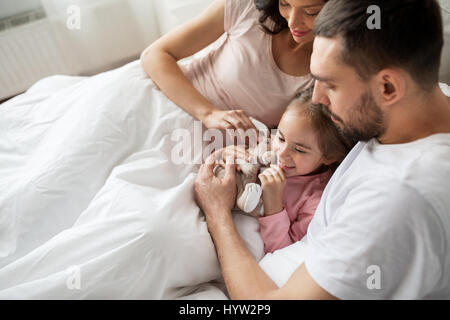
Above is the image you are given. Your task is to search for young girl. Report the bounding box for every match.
[258,87,353,254]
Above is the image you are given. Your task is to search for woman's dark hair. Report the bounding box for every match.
[313,0,444,90]
[287,86,355,171]
[255,0,287,34]
[255,0,329,34]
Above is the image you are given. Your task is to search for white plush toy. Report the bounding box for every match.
[214,118,276,217]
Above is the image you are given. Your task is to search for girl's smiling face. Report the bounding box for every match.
[272,107,328,177]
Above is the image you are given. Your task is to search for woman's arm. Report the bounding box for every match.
[140,0,254,131]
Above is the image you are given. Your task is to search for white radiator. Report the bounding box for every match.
[0,19,70,100]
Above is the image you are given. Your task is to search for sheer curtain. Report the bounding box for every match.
[37,0,214,75]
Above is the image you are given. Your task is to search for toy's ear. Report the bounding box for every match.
[259,151,276,166]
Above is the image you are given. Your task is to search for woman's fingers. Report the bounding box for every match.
[204,110,257,134]
[224,117,247,145]
[225,110,256,131]
[224,115,245,131]
[207,110,258,146]
[221,119,234,130]
[234,110,256,131]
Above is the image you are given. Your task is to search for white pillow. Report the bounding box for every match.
[232,212,265,261]
[259,237,309,288]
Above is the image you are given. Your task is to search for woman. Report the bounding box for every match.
[141,0,327,130]
[0,0,329,299]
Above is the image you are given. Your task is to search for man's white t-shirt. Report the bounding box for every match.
[305,87,450,300]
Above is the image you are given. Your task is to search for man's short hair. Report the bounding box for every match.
[313,0,444,90]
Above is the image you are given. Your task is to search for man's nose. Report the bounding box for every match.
[312,81,330,106]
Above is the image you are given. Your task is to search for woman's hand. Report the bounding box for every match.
[202,109,256,132]
[259,165,287,216]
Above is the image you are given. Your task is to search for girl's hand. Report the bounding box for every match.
[259,165,287,216]
[202,109,256,132]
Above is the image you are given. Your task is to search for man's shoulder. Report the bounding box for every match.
[346,135,450,187]
[329,135,450,220]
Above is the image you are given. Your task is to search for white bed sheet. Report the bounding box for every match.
[0,60,306,299]
[2,60,448,299]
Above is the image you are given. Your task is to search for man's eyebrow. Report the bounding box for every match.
[278,130,312,150]
[311,73,335,83]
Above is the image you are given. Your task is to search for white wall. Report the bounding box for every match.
[0,0,215,100]
[40,0,160,75]
[30,0,450,83]
[0,0,164,99]
[153,0,214,34]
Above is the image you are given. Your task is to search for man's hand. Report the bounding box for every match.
[259,165,286,216]
[194,156,336,300]
[194,153,237,227]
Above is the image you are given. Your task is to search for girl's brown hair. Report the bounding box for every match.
[287,86,355,170]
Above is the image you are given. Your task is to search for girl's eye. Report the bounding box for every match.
[296,149,306,154]
[278,136,285,142]
[280,1,290,7]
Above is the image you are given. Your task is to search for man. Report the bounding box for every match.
[194,0,450,299]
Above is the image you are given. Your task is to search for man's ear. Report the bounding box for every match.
[373,68,406,107]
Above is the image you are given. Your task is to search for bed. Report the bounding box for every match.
[0,59,311,299]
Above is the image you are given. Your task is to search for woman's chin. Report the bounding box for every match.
[291,34,314,46]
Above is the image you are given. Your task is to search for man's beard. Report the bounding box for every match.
[322,91,386,144]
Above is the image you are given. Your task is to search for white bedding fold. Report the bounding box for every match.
[0,62,157,268]
[0,60,309,299]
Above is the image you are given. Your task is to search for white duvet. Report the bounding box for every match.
[0,60,306,299]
